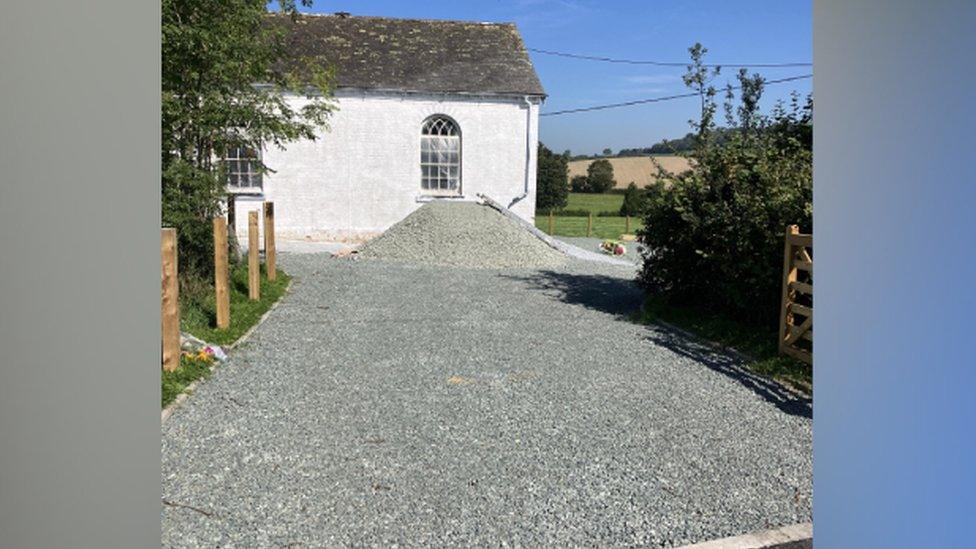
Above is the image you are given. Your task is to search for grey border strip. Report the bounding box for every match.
[678,522,812,548]
[161,279,293,424]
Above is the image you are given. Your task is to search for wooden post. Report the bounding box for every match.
[548,210,554,234]
[161,228,180,372]
[778,225,800,354]
[213,217,230,329]
[587,213,593,237]
[248,211,260,301]
[625,215,632,234]
[263,201,276,282]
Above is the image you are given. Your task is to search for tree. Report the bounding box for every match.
[586,159,616,193]
[536,143,569,211]
[619,182,643,216]
[570,175,590,193]
[637,44,812,327]
[602,148,613,156]
[162,0,336,277]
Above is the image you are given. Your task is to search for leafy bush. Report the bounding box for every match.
[536,143,569,211]
[637,44,812,328]
[569,174,590,193]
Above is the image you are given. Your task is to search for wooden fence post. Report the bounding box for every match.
[248,211,260,301]
[161,228,180,372]
[263,201,276,282]
[625,215,632,234]
[587,213,593,237]
[548,210,554,234]
[779,225,800,355]
[213,217,230,329]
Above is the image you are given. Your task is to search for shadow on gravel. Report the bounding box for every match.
[504,269,811,418]
[644,324,813,419]
[501,270,644,317]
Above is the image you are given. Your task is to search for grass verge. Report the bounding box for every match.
[162,354,214,408]
[634,296,812,394]
[181,264,291,346]
[535,215,643,239]
[161,264,291,409]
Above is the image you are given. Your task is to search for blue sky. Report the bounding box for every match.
[294,1,811,155]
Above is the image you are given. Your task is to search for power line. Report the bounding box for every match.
[527,47,812,68]
[540,74,812,117]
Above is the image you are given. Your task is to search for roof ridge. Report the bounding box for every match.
[266,12,517,26]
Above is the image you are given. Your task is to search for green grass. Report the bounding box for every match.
[181,264,291,346]
[634,296,812,394]
[162,354,214,408]
[564,192,624,214]
[162,264,291,409]
[536,214,643,239]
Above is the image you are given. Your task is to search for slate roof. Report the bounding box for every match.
[267,13,546,97]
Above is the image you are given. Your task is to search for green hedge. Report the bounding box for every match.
[637,104,812,327]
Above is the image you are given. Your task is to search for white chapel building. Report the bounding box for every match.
[229,13,546,242]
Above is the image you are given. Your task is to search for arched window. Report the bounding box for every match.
[421,115,461,195]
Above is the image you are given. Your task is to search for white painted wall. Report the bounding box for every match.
[231,90,540,243]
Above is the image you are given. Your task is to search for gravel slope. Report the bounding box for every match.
[161,253,811,547]
[357,201,567,269]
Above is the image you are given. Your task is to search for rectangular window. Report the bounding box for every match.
[225,146,262,191]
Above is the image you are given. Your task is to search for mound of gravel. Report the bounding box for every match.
[357,201,567,269]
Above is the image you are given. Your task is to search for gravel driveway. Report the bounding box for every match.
[161,253,812,547]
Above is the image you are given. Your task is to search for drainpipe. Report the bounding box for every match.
[508,95,534,209]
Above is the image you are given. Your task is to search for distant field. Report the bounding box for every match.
[567,155,692,190]
[565,193,623,214]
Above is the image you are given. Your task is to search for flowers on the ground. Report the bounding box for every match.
[599,239,626,256]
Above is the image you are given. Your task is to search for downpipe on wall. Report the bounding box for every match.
[508,95,534,209]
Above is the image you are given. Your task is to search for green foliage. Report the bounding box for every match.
[162,0,335,278]
[585,159,616,193]
[637,44,813,328]
[536,143,569,211]
[619,182,643,217]
[569,174,590,193]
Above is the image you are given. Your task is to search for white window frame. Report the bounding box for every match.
[225,145,263,193]
[420,115,461,196]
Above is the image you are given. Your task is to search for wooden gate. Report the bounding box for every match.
[779,225,812,364]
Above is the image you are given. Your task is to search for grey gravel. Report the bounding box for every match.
[357,201,568,269]
[161,252,812,548]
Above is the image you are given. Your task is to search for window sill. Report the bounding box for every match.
[227,188,264,197]
[416,194,466,202]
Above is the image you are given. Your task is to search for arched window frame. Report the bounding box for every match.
[420,115,461,196]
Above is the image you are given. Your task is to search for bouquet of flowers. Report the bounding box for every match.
[599,239,627,256]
